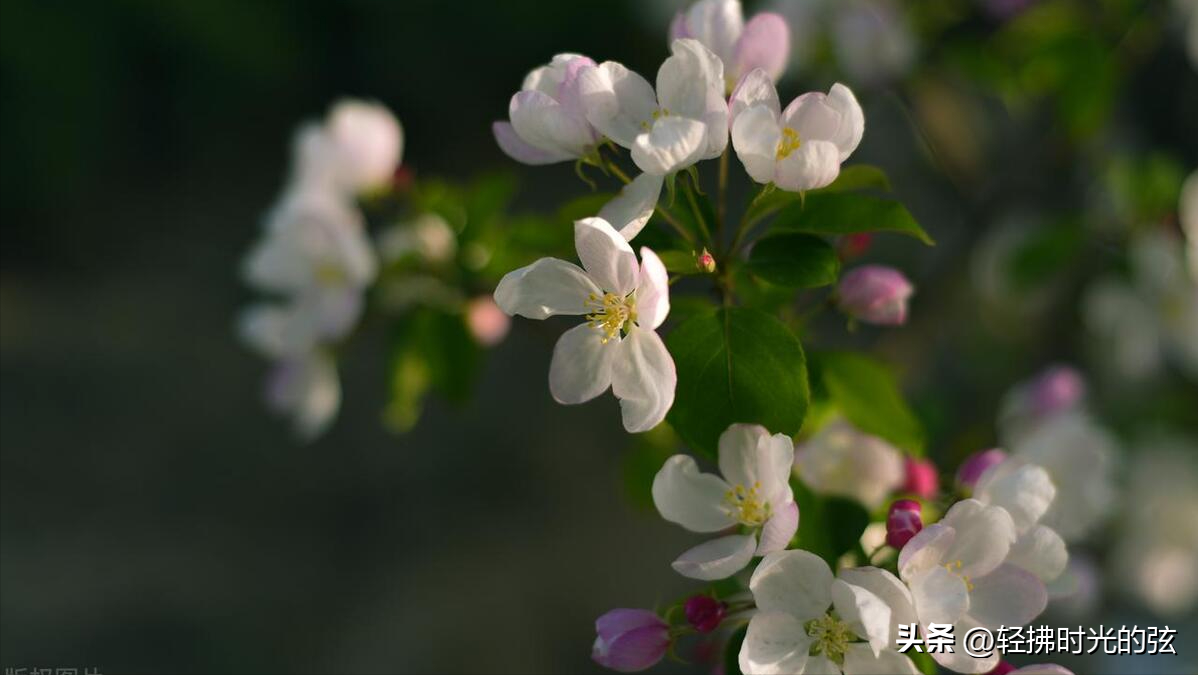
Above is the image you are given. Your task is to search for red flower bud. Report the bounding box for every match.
[684,595,727,633]
[886,499,923,549]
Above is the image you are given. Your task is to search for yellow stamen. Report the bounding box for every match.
[723,481,771,526]
[585,292,637,343]
[775,127,802,160]
[943,559,974,591]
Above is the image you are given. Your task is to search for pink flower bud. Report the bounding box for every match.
[697,248,717,274]
[592,609,670,673]
[986,662,1016,675]
[1027,365,1085,417]
[886,499,923,549]
[465,296,510,347]
[902,458,940,499]
[837,265,914,325]
[839,233,873,259]
[684,595,726,633]
[956,448,1007,492]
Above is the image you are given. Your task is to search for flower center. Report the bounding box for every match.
[775,127,802,160]
[585,292,637,343]
[315,262,346,285]
[943,559,975,591]
[723,482,771,527]
[806,614,853,665]
[640,107,672,131]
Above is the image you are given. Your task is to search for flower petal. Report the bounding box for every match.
[911,565,970,627]
[940,499,1018,579]
[631,116,707,176]
[843,643,921,675]
[967,563,1048,629]
[651,454,736,533]
[574,217,639,295]
[838,567,918,648]
[750,549,833,620]
[729,69,781,127]
[782,92,843,142]
[826,83,865,161]
[975,461,1056,534]
[1009,666,1075,675]
[658,38,725,119]
[635,247,670,330]
[493,121,572,165]
[578,61,658,149]
[681,0,744,68]
[548,322,617,405]
[267,353,341,441]
[929,616,1000,674]
[803,655,841,675]
[493,257,599,319]
[509,90,592,158]
[1008,524,1068,583]
[611,327,676,433]
[739,611,810,675]
[731,103,781,185]
[599,172,664,242]
[898,522,955,582]
[718,424,794,507]
[672,533,757,580]
[832,578,891,656]
[775,139,841,192]
[756,500,799,555]
[734,13,790,83]
[595,608,664,641]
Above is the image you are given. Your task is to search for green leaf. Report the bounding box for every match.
[790,480,870,568]
[666,308,809,457]
[383,308,481,433]
[811,351,924,456]
[773,193,934,245]
[747,233,840,288]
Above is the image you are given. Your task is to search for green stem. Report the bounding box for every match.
[716,147,729,247]
[683,172,713,248]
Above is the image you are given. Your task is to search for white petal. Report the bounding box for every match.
[731,104,781,185]
[739,611,811,675]
[910,566,969,627]
[598,172,663,241]
[578,61,658,149]
[672,534,757,580]
[493,121,572,165]
[683,0,744,67]
[832,579,891,656]
[928,617,1000,675]
[775,139,841,192]
[803,655,842,675]
[718,424,794,507]
[548,322,617,405]
[509,90,592,157]
[325,99,403,191]
[611,328,676,433]
[631,116,707,176]
[842,644,921,675]
[635,247,670,330]
[940,499,1017,579]
[782,92,844,143]
[837,567,918,647]
[757,500,799,555]
[651,455,736,533]
[967,564,1048,629]
[1008,524,1068,583]
[750,550,834,620]
[574,217,639,295]
[493,258,599,319]
[733,13,791,84]
[267,353,341,441]
[898,523,955,582]
[1009,666,1075,675]
[826,83,865,161]
[975,462,1055,534]
[729,69,781,126]
[658,38,725,119]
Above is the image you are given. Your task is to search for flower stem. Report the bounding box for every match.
[716,147,729,246]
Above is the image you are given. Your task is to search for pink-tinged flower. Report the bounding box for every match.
[998,365,1086,442]
[684,595,727,633]
[902,458,939,499]
[291,100,404,195]
[886,499,923,549]
[988,664,1074,675]
[836,265,914,325]
[493,53,600,165]
[987,664,1016,675]
[795,418,905,510]
[263,353,341,441]
[730,72,864,192]
[956,448,1007,492]
[465,297,510,347]
[670,0,790,90]
[592,609,671,673]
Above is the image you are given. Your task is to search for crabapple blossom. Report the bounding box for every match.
[991,664,1075,675]
[652,424,798,580]
[730,71,864,192]
[591,609,670,672]
[956,448,1007,492]
[740,550,922,674]
[899,499,1048,674]
[997,365,1086,444]
[290,100,403,195]
[377,212,457,264]
[669,0,791,90]
[464,297,510,347]
[263,352,341,441]
[902,457,939,499]
[794,418,905,509]
[972,459,1068,583]
[493,53,601,165]
[887,499,923,549]
[493,217,675,433]
[836,265,914,325]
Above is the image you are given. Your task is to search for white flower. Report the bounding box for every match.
[899,499,1048,674]
[493,217,676,433]
[492,53,601,165]
[669,0,791,90]
[831,0,916,87]
[730,72,864,192]
[377,212,458,264]
[1006,411,1117,542]
[652,424,798,580]
[794,418,905,510]
[263,352,341,441]
[580,38,728,177]
[740,550,922,675]
[973,460,1069,583]
[293,100,403,194]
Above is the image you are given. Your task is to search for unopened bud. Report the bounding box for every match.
[839,233,873,259]
[1028,365,1085,417]
[592,609,670,673]
[985,662,1016,675]
[684,595,726,633]
[465,296,510,347]
[697,248,717,274]
[902,458,940,500]
[886,499,923,549]
[956,448,1008,492]
[837,265,914,325]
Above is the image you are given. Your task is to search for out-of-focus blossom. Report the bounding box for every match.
[465,297,510,347]
[290,100,403,195]
[997,365,1086,444]
[989,664,1075,675]
[1111,438,1198,616]
[956,448,1008,493]
[899,499,1047,674]
[730,72,864,192]
[264,352,341,441]
[669,0,790,90]
[835,265,914,325]
[832,0,916,87]
[1047,554,1100,617]
[377,212,458,264]
[592,609,671,672]
[1181,170,1198,282]
[902,458,939,499]
[795,418,905,509]
[652,424,797,580]
[973,460,1068,583]
[741,550,922,674]
[494,218,675,433]
[1007,412,1117,543]
[493,54,601,165]
[886,499,923,549]
[839,233,873,260]
[684,595,727,633]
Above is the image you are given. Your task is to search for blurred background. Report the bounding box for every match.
[1,0,1195,673]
